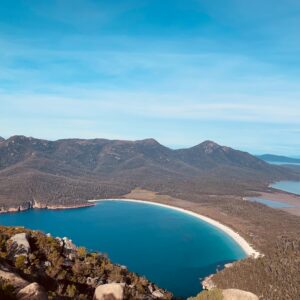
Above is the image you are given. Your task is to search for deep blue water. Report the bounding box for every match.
[0,200,245,298]
[271,181,300,196]
[248,197,294,208]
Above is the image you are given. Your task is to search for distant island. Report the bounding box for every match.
[257,154,300,164]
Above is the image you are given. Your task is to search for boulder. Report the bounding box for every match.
[8,233,30,257]
[87,276,99,286]
[152,290,165,298]
[93,283,124,300]
[16,282,48,300]
[222,289,259,300]
[0,267,29,290]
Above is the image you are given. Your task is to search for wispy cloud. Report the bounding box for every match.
[1,0,300,154]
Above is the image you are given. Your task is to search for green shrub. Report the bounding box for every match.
[0,278,15,300]
[15,255,26,269]
[77,247,87,258]
[66,284,77,297]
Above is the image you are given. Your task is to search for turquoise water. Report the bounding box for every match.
[0,200,245,298]
[271,181,300,195]
[249,197,294,208]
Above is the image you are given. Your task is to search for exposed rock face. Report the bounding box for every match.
[152,290,165,298]
[8,233,30,257]
[59,237,77,260]
[16,282,48,300]
[201,275,216,290]
[93,283,124,300]
[222,289,259,300]
[0,267,29,290]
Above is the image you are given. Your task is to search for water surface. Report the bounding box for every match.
[0,200,245,298]
[271,181,300,196]
[248,197,294,208]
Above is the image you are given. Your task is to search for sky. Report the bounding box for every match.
[1,0,300,155]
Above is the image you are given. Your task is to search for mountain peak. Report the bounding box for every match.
[137,138,160,146]
[195,140,221,153]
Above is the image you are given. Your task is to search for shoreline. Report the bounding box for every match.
[245,190,300,216]
[0,202,95,214]
[88,198,260,258]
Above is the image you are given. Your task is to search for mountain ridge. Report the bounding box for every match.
[0,135,299,210]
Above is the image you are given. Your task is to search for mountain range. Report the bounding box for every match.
[0,136,299,210]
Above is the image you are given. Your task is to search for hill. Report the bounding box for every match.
[0,136,299,210]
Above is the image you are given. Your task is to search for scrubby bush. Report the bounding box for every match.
[15,255,26,269]
[66,284,77,297]
[0,278,15,300]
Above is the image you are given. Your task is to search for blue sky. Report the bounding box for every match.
[1,0,300,155]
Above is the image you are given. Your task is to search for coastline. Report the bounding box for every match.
[0,202,95,214]
[245,190,300,216]
[88,198,260,259]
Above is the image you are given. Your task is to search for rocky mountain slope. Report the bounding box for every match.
[0,226,173,300]
[0,136,299,210]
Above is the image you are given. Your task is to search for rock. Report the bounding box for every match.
[93,283,124,300]
[8,233,30,257]
[148,284,154,293]
[0,267,29,291]
[222,289,259,300]
[63,237,76,251]
[59,237,77,260]
[224,262,234,268]
[152,290,165,298]
[87,276,99,286]
[16,282,48,300]
[201,275,215,290]
[44,261,51,267]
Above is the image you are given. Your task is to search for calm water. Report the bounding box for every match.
[266,161,300,166]
[271,181,300,196]
[248,197,294,208]
[0,200,245,298]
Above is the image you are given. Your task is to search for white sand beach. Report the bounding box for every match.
[88,198,260,258]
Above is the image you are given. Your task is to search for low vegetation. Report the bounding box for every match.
[0,226,173,300]
[188,289,223,300]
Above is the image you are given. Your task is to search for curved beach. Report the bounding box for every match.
[89,198,260,258]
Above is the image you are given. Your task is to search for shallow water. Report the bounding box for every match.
[248,197,294,208]
[0,200,245,298]
[271,181,300,196]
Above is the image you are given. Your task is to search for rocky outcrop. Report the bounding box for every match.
[201,274,216,290]
[152,290,165,298]
[0,226,173,300]
[7,233,30,258]
[0,202,33,214]
[16,283,48,300]
[222,289,258,300]
[93,283,124,300]
[0,267,29,291]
